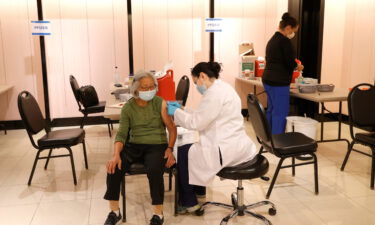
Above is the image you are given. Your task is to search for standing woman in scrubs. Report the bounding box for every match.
[262,12,304,134]
[167,62,257,213]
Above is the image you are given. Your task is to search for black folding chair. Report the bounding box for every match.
[175,75,190,106]
[247,93,319,199]
[69,75,113,137]
[341,83,375,189]
[18,91,88,185]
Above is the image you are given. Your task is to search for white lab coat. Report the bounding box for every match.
[174,79,257,186]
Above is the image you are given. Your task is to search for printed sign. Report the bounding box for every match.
[31,21,51,35]
[205,18,223,32]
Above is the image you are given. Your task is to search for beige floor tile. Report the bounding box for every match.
[0,184,45,206]
[40,179,93,203]
[305,197,375,225]
[0,204,38,225]
[350,195,375,215]
[31,200,90,225]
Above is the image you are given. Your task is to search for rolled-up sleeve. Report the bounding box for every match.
[115,106,130,144]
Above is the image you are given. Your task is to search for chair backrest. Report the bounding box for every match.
[247,94,274,149]
[348,83,375,127]
[17,91,46,135]
[175,75,190,106]
[69,75,82,110]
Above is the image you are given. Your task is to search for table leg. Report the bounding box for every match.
[320,103,324,141]
[338,101,342,139]
[0,123,6,135]
[317,101,350,148]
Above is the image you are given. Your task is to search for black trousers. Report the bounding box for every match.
[177,144,206,207]
[104,143,167,205]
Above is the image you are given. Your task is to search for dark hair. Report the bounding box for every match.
[279,12,298,29]
[191,62,221,79]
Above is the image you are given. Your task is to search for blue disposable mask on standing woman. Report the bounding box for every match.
[138,89,156,101]
[196,84,207,95]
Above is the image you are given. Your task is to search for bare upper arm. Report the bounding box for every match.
[161,100,176,129]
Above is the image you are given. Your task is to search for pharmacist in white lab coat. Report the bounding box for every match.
[167,62,257,214]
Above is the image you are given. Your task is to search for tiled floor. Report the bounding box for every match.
[0,121,374,225]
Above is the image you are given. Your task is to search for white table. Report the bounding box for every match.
[0,85,14,134]
[0,84,13,95]
[236,77,350,146]
[103,84,130,120]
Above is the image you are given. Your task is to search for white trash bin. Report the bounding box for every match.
[286,116,318,140]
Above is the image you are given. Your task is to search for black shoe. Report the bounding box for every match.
[149,215,164,225]
[104,211,122,225]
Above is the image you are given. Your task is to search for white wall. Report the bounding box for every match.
[0,0,129,120]
[0,0,43,121]
[44,0,130,119]
[132,0,210,108]
[321,0,375,114]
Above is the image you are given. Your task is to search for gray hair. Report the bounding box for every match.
[130,70,158,98]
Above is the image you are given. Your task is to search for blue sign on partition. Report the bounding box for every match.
[205,18,223,33]
[31,21,51,36]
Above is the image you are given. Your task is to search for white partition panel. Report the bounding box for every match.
[321,0,375,114]
[0,0,43,120]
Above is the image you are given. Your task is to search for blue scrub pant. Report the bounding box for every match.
[177,144,206,207]
[263,83,290,135]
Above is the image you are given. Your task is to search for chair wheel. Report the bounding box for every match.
[194,208,205,216]
[261,176,270,181]
[268,208,277,216]
[220,219,228,225]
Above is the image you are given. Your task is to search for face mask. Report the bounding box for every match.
[138,89,156,101]
[287,32,295,39]
[196,84,207,95]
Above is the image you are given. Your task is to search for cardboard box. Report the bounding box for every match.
[239,43,256,77]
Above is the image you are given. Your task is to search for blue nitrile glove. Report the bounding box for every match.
[167,102,181,116]
[167,101,181,108]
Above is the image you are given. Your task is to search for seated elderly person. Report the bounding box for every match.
[103,71,177,225]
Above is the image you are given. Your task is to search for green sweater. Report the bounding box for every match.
[115,96,167,145]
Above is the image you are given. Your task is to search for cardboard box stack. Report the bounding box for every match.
[239,43,257,78]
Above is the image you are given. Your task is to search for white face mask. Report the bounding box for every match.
[138,89,156,101]
[287,32,295,39]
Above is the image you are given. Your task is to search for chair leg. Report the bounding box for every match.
[292,157,296,176]
[244,210,272,225]
[1,123,7,135]
[174,168,179,216]
[258,146,264,155]
[110,119,114,130]
[44,149,53,170]
[168,169,173,191]
[371,148,375,189]
[28,151,41,185]
[266,158,285,199]
[107,120,112,137]
[80,114,87,129]
[341,141,355,171]
[66,147,77,185]
[311,153,319,194]
[122,176,126,222]
[82,140,88,169]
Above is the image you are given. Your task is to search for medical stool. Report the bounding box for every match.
[202,155,276,225]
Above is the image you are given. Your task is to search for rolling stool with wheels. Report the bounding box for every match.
[202,154,276,225]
